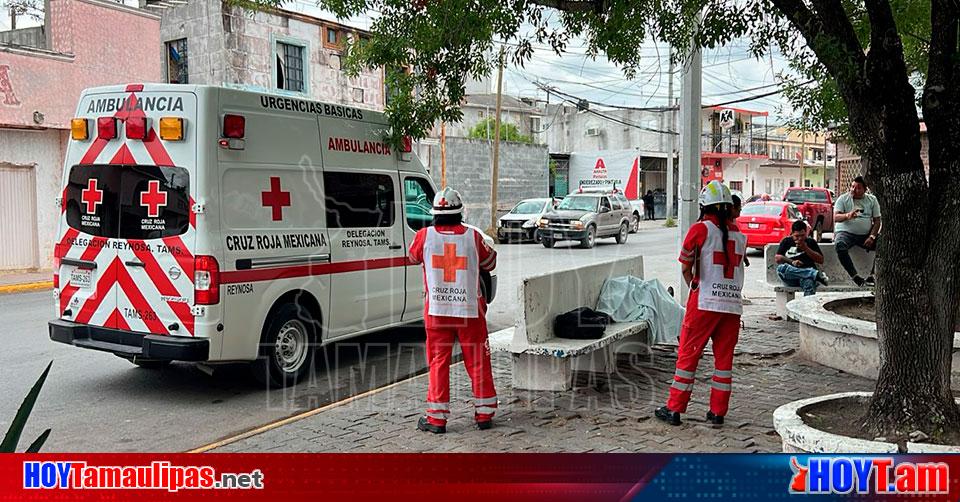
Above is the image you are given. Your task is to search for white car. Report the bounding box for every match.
[496,198,555,243]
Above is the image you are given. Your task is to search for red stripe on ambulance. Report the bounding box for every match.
[115,262,168,335]
[128,240,195,335]
[221,256,409,284]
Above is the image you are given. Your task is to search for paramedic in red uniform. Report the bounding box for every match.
[655,180,746,426]
[408,187,498,434]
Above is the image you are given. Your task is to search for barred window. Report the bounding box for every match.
[166,39,188,84]
[276,42,305,92]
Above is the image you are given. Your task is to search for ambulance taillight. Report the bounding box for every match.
[126,116,149,140]
[70,118,89,140]
[194,255,221,305]
[219,114,245,150]
[97,117,118,139]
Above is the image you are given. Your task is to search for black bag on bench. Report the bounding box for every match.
[553,307,613,339]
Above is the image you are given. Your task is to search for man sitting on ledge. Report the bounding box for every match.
[776,220,829,296]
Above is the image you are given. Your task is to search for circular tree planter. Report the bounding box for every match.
[774,392,960,453]
[786,293,960,389]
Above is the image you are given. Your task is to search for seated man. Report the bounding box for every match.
[833,176,881,286]
[776,220,829,296]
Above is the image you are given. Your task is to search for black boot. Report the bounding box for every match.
[476,420,493,431]
[706,411,724,425]
[417,416,446,434]
[655,406,681,426]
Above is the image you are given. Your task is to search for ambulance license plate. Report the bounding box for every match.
[748,223,760,229]
[70,268,92,289]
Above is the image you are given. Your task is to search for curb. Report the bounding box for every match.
[0,280,53,295]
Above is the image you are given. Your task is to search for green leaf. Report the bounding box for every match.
[24,429,51,454]
[1,361,52,453]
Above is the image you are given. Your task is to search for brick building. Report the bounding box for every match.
[0,0,161,270]
[159,1,385,111]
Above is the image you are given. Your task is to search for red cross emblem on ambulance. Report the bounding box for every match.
[140,180,167,218]
[431,243,468,282]
[81,178,103,214]
[261,177,291,221]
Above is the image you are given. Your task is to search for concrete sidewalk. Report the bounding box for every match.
[0,270,52,294]
[210,298,871,453]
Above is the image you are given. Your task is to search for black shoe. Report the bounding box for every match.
[853,275,865,287]
[655,406,681,426]
[864,276,875,287]
[706,411,725,425]
[476,420,493,431]
[816,271,830,286]
[417,416,446,434]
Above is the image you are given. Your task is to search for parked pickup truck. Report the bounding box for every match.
[782,187,834,241]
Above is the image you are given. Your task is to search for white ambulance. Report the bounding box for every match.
[49,83,495,387]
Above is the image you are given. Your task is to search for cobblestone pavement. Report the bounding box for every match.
[216,298,872,453]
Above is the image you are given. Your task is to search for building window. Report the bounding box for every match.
[531,116,541,134]
[166,39,188,84]
[730,181,743,192]
[276,41,305,92]
[353,87,364,103]
[324,26,342,49]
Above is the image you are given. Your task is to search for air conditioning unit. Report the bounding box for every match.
[585,127,601,137]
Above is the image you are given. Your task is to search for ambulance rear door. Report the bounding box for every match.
[320,115,407,338]
[58,87,199,337]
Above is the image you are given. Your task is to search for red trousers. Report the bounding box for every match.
[424,312,497,426]
[666,288,741,416]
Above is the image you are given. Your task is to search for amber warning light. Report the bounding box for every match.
[70,118,88,140]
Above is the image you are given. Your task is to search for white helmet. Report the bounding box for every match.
[432,187,464,215]
[699,180,734,207]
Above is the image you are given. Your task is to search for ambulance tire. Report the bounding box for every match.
[251,303,317,388]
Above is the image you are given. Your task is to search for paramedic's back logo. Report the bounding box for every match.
[789,456,949,494]
[432,243,467,282]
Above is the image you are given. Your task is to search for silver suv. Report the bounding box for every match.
[537,192,632,248]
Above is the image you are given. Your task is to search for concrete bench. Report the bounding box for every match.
[765,243,874,319]
[488,256,650,391]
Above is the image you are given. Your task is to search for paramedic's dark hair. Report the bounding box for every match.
[792,220,808,232]
[698,203,732,262]
[433,213,463,226]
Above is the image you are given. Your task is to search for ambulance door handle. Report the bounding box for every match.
[62,258,97,270]
[388,244,403,250]
[125,259,146,268]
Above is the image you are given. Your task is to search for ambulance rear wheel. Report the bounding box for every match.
[252,303,316,388]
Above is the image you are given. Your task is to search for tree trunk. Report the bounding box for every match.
[863,0,960,439]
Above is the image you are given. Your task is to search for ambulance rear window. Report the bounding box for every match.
[64,165,190,239]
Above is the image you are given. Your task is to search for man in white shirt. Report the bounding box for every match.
[833,176,881,286]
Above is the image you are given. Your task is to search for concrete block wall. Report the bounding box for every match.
[427,137,549,228]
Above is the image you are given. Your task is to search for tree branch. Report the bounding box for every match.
[528,0,605,13]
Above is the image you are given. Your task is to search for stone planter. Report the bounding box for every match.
[773,392,960,453]
[786,293,960,389]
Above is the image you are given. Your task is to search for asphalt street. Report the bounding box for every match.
[0,223,770,452]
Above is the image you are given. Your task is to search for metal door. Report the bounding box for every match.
[0,164,38,269]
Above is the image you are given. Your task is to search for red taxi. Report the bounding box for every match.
[736,201,805,249]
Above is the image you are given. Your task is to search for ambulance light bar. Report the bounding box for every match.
[159,117,185,141]
[70,118,89,140]
[97,117,117,140]
[126,116,149,140]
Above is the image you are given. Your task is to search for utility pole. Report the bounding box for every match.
[440,122,447,188]
[666,47,676,219]
[488,46,505,235]
[679,28,703,302]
